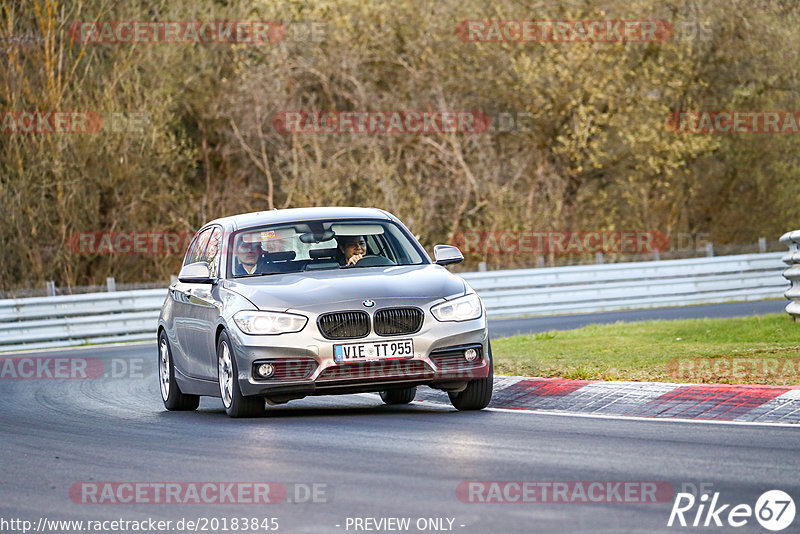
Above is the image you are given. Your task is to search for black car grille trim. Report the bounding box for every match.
[317,311,371,340]
[374,307,424,336]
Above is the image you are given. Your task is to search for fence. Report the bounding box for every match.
[463,252,785,317]
[0,252,789,352]
[781,231,800,321]
[0,290,166,352]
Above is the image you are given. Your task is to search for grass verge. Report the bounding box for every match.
[492,313,800,385]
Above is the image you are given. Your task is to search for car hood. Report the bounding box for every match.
[223,264,467,312]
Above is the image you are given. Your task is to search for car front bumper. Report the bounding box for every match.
[228,313,490,400]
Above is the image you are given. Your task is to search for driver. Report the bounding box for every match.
[336,235,367,267]
[233,239,263,275]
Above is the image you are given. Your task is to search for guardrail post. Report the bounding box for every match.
[705,243,714,257]
[46,281,56,297]
[652,249,661,261]
[759,237,767,253]
[106,277,116,292]
[781,230,800,322]
[595,252,604,264]
[478,262,487,272]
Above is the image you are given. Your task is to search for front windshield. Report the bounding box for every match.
[229,219,427,277]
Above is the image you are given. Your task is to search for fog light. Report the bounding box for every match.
[464,348,478,361]
[257,363,275,378]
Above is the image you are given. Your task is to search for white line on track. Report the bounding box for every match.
[408,397,799,427]
[352,393,800,426]
[473,404,800,428]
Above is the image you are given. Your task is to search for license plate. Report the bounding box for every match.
[334,339,414,363]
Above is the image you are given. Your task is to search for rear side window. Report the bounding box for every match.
[203,228,223,278]
[184,228,212,266]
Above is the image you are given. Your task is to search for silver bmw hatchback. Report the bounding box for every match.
[157,207,492,417]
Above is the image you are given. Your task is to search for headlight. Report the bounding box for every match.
[431,293,483,322]
[233,311,308,335]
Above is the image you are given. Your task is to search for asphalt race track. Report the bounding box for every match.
[1,341,798,533]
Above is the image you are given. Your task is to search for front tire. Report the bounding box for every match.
[217,331,265,418]
[158,331,199,411]
[380,386,417,405]
[448,342,493,411]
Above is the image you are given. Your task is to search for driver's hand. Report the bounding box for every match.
[346,254,364,266]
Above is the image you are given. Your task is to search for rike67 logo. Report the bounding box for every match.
[668,490,795,531]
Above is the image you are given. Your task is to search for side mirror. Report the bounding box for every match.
[433,245,464,266]
[178,261,212,283]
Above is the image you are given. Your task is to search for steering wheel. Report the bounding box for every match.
[354,255,396,267]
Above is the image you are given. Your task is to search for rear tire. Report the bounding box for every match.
[158,331,199,411]
[448,342,493,411]
[380,386,417,405]
[217,331,265,418]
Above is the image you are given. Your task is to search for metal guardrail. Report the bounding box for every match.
[780,231,800,320]
[0,290,166,352]
[0,252,788,352]
[464,252,786,317]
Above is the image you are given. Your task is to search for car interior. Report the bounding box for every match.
[231,221,420,277]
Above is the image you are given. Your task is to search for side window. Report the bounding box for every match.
[184,228,212,266]
[203,228,223,278]
[183,231,202,266]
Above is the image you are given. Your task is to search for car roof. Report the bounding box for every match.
[202,207,393,232]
